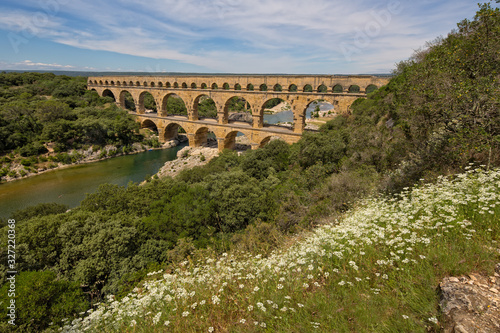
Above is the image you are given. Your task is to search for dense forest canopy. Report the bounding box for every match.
[0,3,498,332]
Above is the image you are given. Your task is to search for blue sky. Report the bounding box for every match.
[0,0,489,74]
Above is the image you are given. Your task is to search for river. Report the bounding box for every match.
[0,144,187,219]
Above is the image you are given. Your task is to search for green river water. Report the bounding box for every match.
[0,144,187,219]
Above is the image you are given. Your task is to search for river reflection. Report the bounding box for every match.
[0,144,187,219]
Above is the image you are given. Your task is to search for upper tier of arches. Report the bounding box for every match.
[90,75,390,94]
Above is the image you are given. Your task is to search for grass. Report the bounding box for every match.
[58,166,500,332]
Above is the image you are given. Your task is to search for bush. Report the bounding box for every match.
[0,271,89,332]
[11,202,69,221]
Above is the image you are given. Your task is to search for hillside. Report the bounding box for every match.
[61,166,500,332]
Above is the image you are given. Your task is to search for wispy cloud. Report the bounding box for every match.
[0,0,483,73]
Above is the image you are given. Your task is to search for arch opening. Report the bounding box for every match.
[262,98,293,129]
[194,127,217,148]
[366,84,378,94]
[223,83,230,90]
[162,94,187,117]
[139,91,157,114]
[332,84,343,93]
[140,119,158,135]
[224,131,252,151]
[260,84,268,91]
[288,84,297,92]
[303,84,313,92]
[211,83,218,90]
[234,83,241,90]
[348,85,360,93]
[119,91,136,111]
[273,84,282,92]
[318,84,327,93]
[194,95,218,120]
[306,99,336,120]
[164,123,189,144]
[182,82,188,89]
[201,83,207,89]
[102,89,116,102]
[247,83,254,91]
[225,96,252,124]
[191,83,197,89]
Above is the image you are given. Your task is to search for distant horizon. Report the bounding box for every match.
[1,69,393,78]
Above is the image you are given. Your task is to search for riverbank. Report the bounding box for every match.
[0,138,182,184]
[155,145,220,179]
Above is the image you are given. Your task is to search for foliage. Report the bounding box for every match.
[0,271,89,332]
[10,202,69,221]
[0,73,142,155]
[60,167,500,333]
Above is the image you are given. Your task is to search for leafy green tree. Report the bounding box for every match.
[10,202,68,221]
[0,271,89,332]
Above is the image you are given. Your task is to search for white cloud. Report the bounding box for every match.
[0,0,482,73]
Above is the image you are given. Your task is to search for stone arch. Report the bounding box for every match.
[191,82,197,89]
[140,119,158,134]
[105,80,109,85]
[260,84,268,91]
[332,84,343,93]
[150,82,155,87]
[303,84,313,92]
[99,80,103,85]
[366,84,378,94]
[223,83,230,90]
[306,99,335,119]
[211,83,218,90]
[174,82,179,88]
[247,83,254,91]
[128,81,133,86]
[116,81,121,86]
[119,90,136,111]
[161,93,187,116]
[143,81,148,87]
[102,89,116,101]
[223,130,252,151]
[234,83,241,90]
[139,91,157,113]
[224,96,252,124]
[158,82,163,87]
[110,81,115,86]
[318,84,327,93]
[135,81,140,86]
[193,94,218,120]
[259,136,285,148]
[348,85,360,93]
[164,122,188,142]
[273,84,282,92]
[201,83,207,89]
[182,82,188,89]
[194,127,216,148]
[166,82,171,88]
[288,84,298,92]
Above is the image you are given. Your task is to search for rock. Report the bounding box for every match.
[228,112,252,122]
[155,146,219,178]
[439,267,500,333]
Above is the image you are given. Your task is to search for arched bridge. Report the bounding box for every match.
[88,75,390,151]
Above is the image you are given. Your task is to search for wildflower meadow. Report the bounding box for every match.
[61,166,500,332]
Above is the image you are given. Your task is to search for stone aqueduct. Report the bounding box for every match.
[88,75,390,151]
